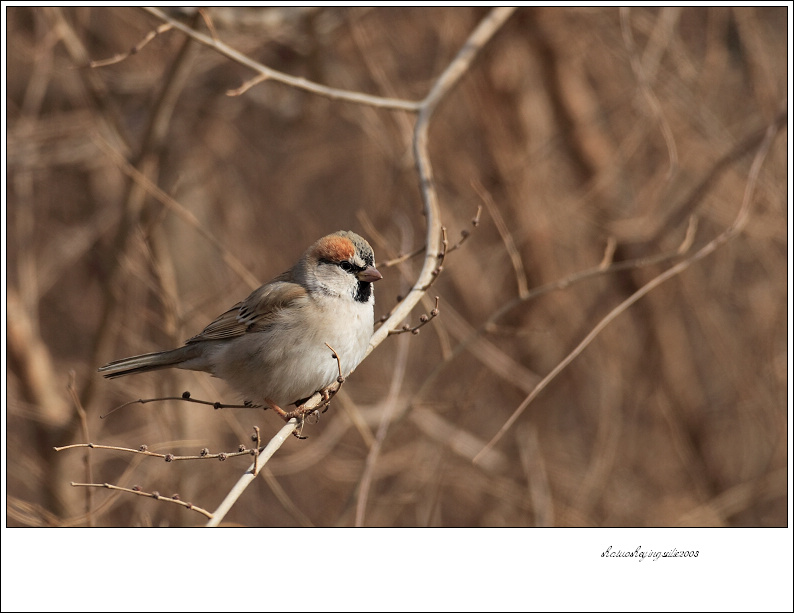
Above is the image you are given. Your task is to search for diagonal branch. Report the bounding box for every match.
[143,7,421,111]
[473,120,781,464]
[206,420,298,526]
[367,7,516,353]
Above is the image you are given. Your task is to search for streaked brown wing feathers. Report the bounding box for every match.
[186,281,308,343]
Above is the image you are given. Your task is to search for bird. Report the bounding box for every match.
[99,230,382,418]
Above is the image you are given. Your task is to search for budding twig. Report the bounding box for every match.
[89,23,173,67]
[100,391,260,419]
[389,296,441,336]
[54,437,265,463]
[70,482,213,519]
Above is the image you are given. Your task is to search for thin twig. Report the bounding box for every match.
[227,73,269,97]
[375,206,481,326]
[89,22,173,67]
[197,8,218,41]
[389,296,440,335]
[54,441,261,463]
[100,391,258,419]
[446,205,482,255]
[71,482,212,519]
[472,180,528,298]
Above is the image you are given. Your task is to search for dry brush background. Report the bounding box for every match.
[5,6,789,527]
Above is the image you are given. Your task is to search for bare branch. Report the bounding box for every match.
[388,296,440,336]
[369,8,516,355]
[99,391,259,419]
[206,420,299,527]
[143,7,421,111]
[54,441,261,463]
[71,482,212,519]
[89,22,173,67]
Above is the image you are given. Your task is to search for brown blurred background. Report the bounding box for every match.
[5,7,788,526]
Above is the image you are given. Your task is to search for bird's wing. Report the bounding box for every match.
[186,279,309,343]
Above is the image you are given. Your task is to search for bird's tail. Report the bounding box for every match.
[98,345,203,379]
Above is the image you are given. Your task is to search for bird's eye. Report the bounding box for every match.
[339,261,354,273]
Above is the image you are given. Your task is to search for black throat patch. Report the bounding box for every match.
[354,281,372,303]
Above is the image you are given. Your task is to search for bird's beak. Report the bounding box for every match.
[357,266,383,283]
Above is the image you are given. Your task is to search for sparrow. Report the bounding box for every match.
[99,231,382,417]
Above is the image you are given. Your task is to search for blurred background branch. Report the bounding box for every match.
[5,6,788,527]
